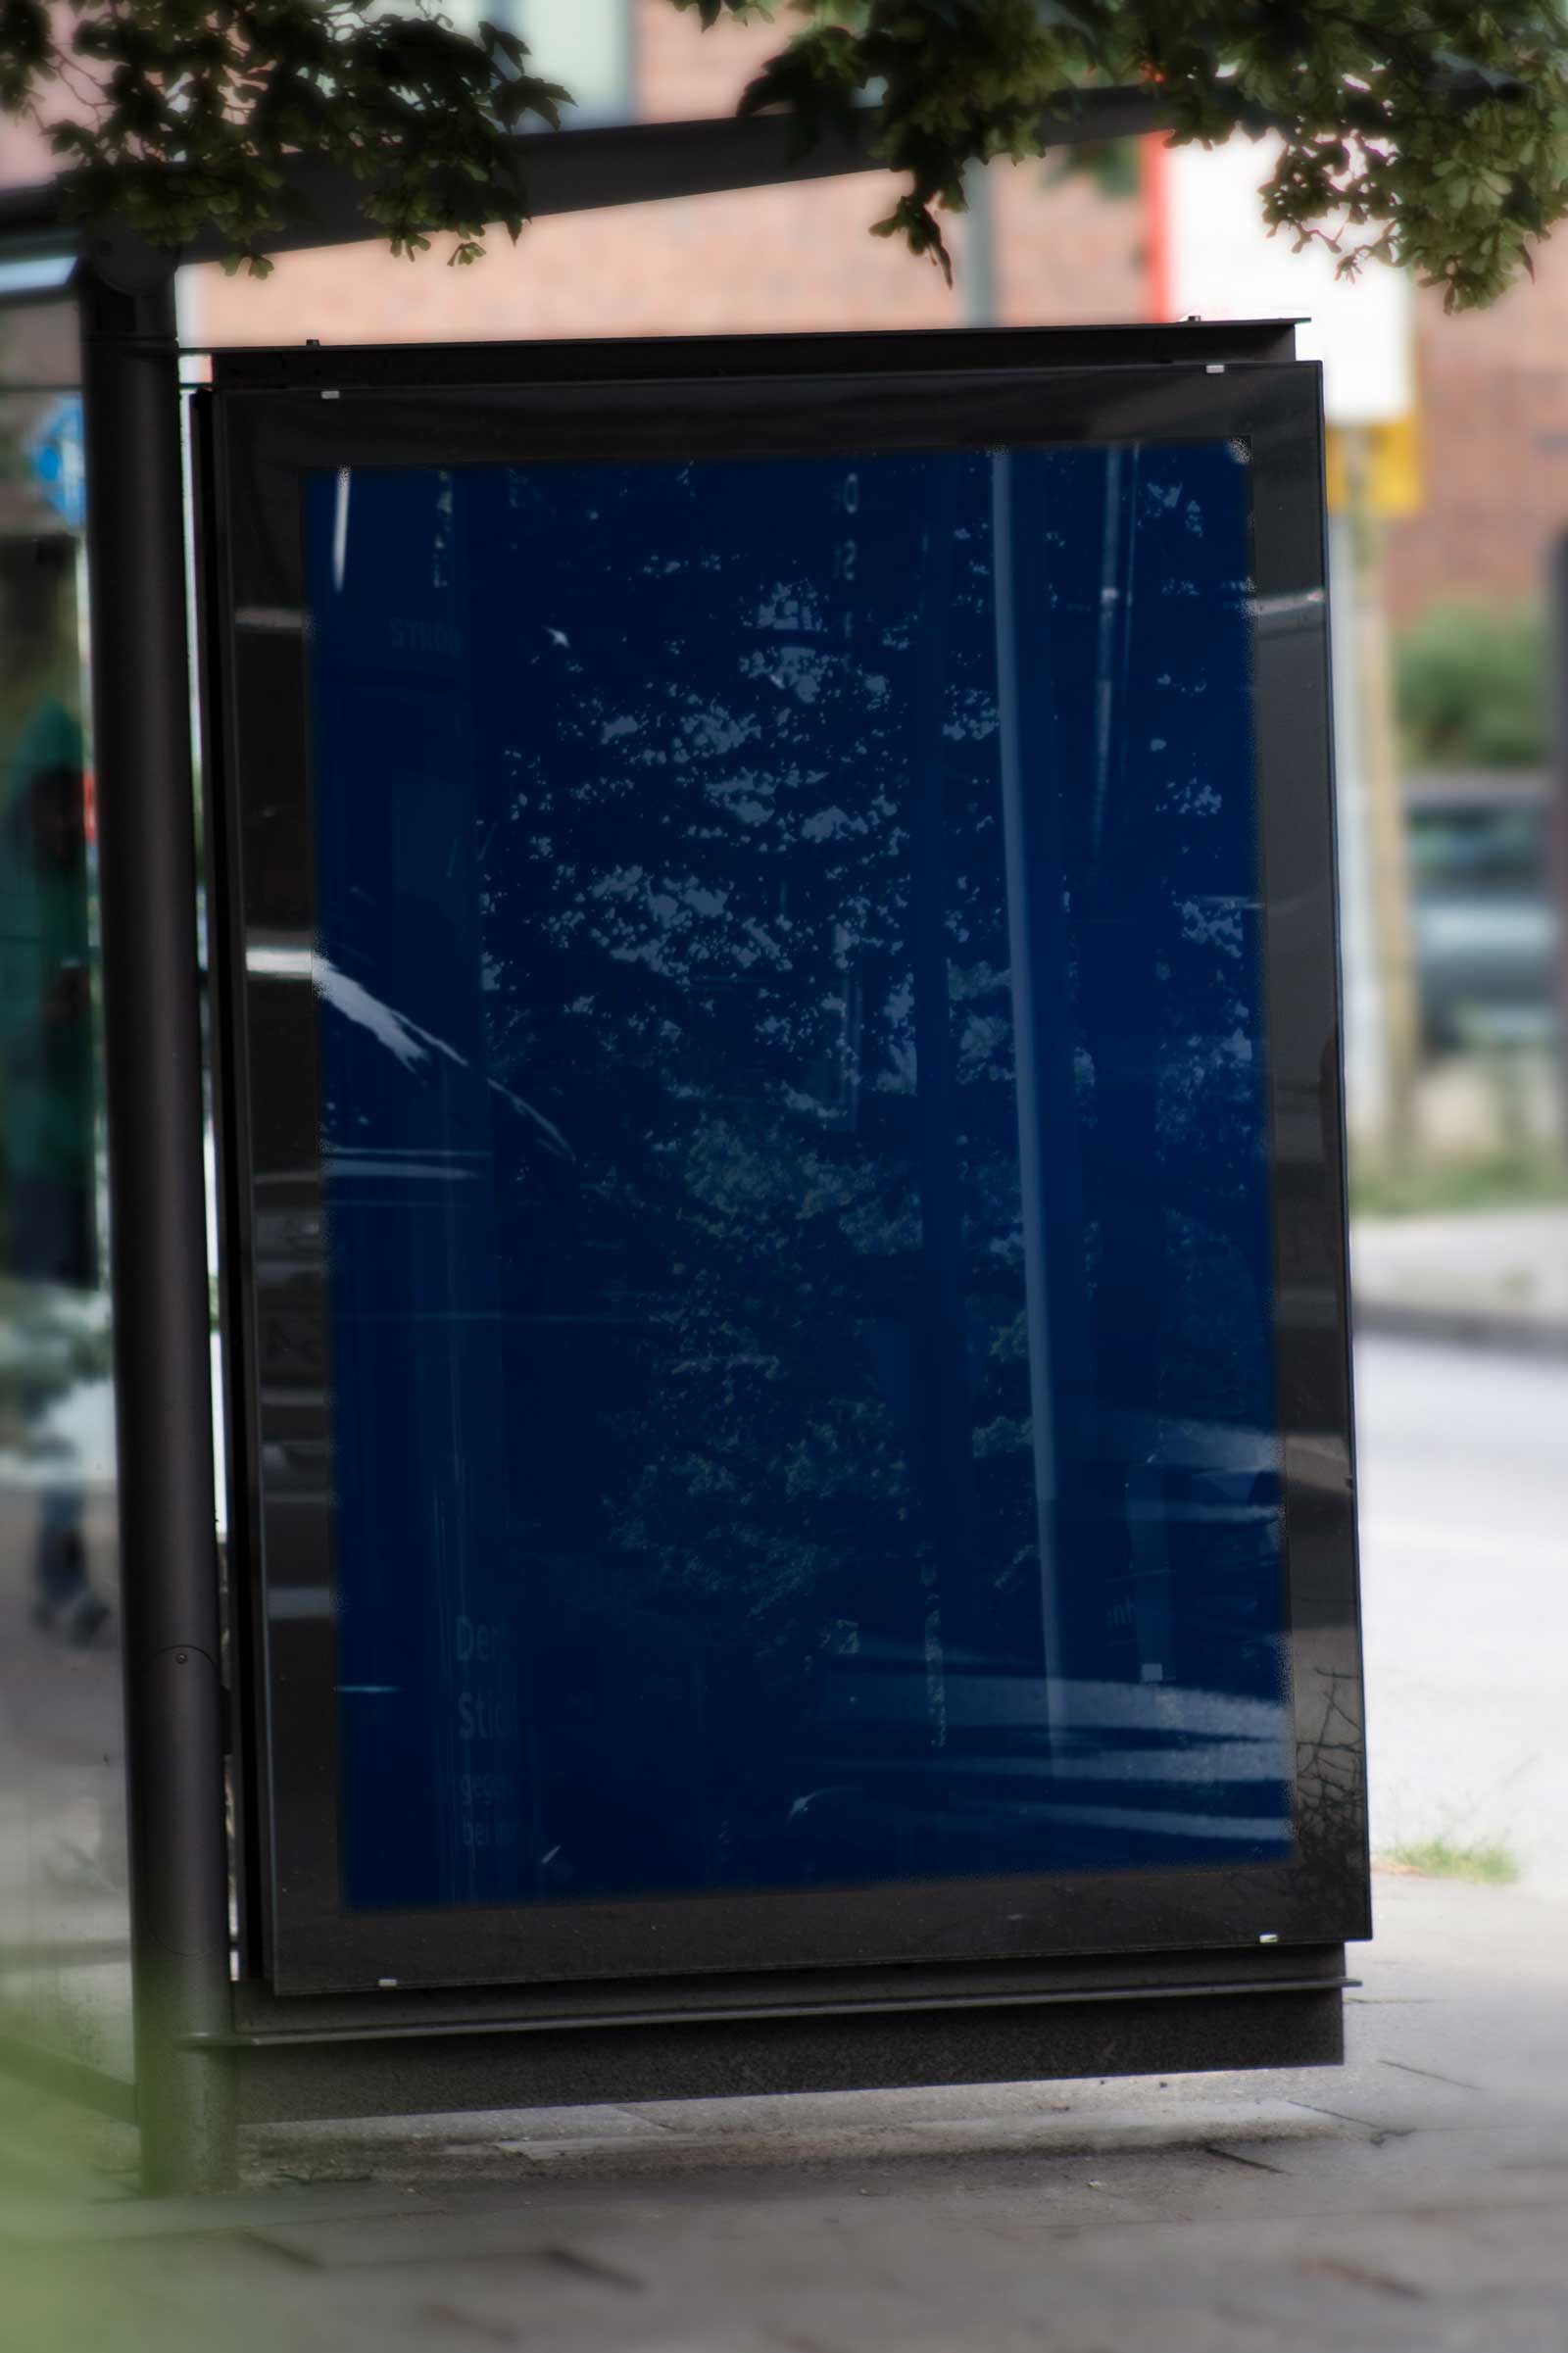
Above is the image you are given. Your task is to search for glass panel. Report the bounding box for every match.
[0,317,132,2078]
[289,439,1287,1915]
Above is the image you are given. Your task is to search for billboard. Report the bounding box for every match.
[199,327,1366,2028]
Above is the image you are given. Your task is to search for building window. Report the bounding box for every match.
[438,0,634,123]
[518,0,633,122]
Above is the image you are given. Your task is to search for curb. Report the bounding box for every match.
[1354,1299,1568,1360]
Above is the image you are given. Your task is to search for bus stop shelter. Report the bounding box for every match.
[0,93,1367,2195]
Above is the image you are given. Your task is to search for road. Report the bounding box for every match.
[1354,1331,1568,1894]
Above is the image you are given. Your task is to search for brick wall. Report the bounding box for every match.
[636,0,772,121]
[184,172,976,347]
[992,159,1144,327]
[1387,248,1568,622]
[186,0,971,346]
[185,4,1148,349]
[0,108,57,187]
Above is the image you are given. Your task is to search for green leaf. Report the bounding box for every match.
[478,21,527,72]
[5,0,1564,307]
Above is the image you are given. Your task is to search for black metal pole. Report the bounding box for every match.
[78,253,234,2194]
[0,85,1184,260]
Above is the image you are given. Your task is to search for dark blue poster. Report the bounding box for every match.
[301,441,1291,1914]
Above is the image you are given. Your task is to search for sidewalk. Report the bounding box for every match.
[1352,1205,1568,1352]
[6,1874,1568,2352]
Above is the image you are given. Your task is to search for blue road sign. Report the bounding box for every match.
[26,395,85,530]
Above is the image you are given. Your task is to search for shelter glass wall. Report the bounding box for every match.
[0,291,132,2083]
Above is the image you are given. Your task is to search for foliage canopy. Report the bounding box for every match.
[1,1,1565,305]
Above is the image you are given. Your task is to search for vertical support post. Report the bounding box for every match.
[78,256,234,2194]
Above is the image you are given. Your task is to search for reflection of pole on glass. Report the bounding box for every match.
[907,470,965,1749]
[990,453,1068,1715]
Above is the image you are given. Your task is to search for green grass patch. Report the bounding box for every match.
[1384,1836,1522,1887]
[1350,1148,1568,1222]
[1395,599,1547,770]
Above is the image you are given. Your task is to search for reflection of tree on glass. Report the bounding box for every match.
[301,439,1291,1913]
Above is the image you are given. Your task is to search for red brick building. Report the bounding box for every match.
[1390,250,1568,623]
[6,0,1568,621]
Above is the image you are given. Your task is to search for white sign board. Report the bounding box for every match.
[1165,133,1413,425]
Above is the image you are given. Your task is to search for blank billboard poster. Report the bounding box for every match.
[294,440,1292,1915]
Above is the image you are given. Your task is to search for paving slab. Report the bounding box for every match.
[1351,1206,1568,1346]
[5,1877,1567,2353]
[0,2178,445,2245]
[246,2209,651,2275]
[412,2095,1346,2184]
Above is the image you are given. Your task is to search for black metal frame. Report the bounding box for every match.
[0,85,1186,258]
[79,268,235,2188]
[193,324,1367,2095]
[204,317,1300,390]
[217,1945,1350,2126]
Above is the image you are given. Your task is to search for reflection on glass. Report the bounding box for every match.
[0,352,131,2076]
[287,439,1288,1912]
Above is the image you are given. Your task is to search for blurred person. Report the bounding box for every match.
[0,534,105,1646]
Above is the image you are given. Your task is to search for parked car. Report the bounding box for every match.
[1404,769,1561,1052]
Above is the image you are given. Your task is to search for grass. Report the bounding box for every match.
[1350,1147,1568,1222]
[1383,1836,1522,1887]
